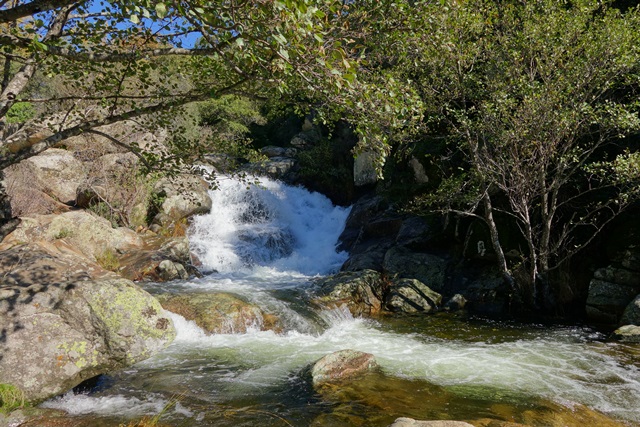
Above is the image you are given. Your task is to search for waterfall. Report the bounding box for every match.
[188,176,351,277]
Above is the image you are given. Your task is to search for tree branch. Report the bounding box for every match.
[0,0,79,24]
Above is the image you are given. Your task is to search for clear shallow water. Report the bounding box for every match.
[41,177,640,427]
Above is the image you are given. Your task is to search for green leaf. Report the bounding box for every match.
[129,14,140,24]
[155,3,167,18]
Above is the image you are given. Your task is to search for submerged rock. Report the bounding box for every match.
[0,278,175,403]
[311,349,378,386]
[157,292,280,334]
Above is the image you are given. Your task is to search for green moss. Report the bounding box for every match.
[95,247,120,272]
[88,281,174,363]
[0,384,27,414]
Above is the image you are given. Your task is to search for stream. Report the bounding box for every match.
[42,177,640,427]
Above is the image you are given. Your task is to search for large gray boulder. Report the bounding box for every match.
[313,270,385,317]
[586,266,640,324]
[385,278,442,313]
[156,292,280,334]
[0,278,175,403]
[152,174,212,225]
[4,148,87,216]
[2,210,143,265]
[311,350,377,386]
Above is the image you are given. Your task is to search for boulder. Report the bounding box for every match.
[156,292,280,334]
[612,324,640,343]
[152,174,212,224]
[385,278,442,313]
[383,246,448,292]
[4,148,86,216]
[313,270,385,317]
[243,157,296,179]
[1,211,143,265]
[408,156,429,184]
[311,350,378,386]
[132,237,198,282]
[0,278,175,403]
[354,151,378,187]
[389,419,474,427]
[620,294,640,325]
[261,146,287,157]
[444,294,468,311]
[586,267,640,324]
[340,240,391,272]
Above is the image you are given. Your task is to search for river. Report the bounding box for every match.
[42,177,640,427]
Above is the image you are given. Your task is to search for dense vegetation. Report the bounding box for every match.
[2,0,640,311]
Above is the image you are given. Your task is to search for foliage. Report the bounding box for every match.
[197,94,267,164]
[4,102,34,124]
[350,0,640,308]
[0,383,26,414]
[0,0,367,176]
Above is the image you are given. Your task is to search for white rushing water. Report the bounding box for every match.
[42,176,640,425]
[189,175,351,277]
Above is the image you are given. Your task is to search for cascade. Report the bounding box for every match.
[40,176,640,427]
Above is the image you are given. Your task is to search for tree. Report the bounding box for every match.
[356,0,640,309]
[0,0,373,234]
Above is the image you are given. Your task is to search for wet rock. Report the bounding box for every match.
[385,278,442,313]
[460,268,510,316]
[118,236,198,282]
[313,270,386,317]
[0,278,175,403]
[620,294,640,325]
[243,157,296,179]
[389,419,474,427]
[611,325,640,343]
[157,292,280,334]
[445,294,468,311]
[311,350,378,386]
[156,259,189,281]
[383,246,448,292]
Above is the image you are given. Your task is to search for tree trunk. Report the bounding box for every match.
[0,170,19,241]
[483,192,519,299]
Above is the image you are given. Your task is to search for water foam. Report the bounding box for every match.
[189,176,350,276]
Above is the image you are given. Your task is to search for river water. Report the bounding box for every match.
[42,177,640,427]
